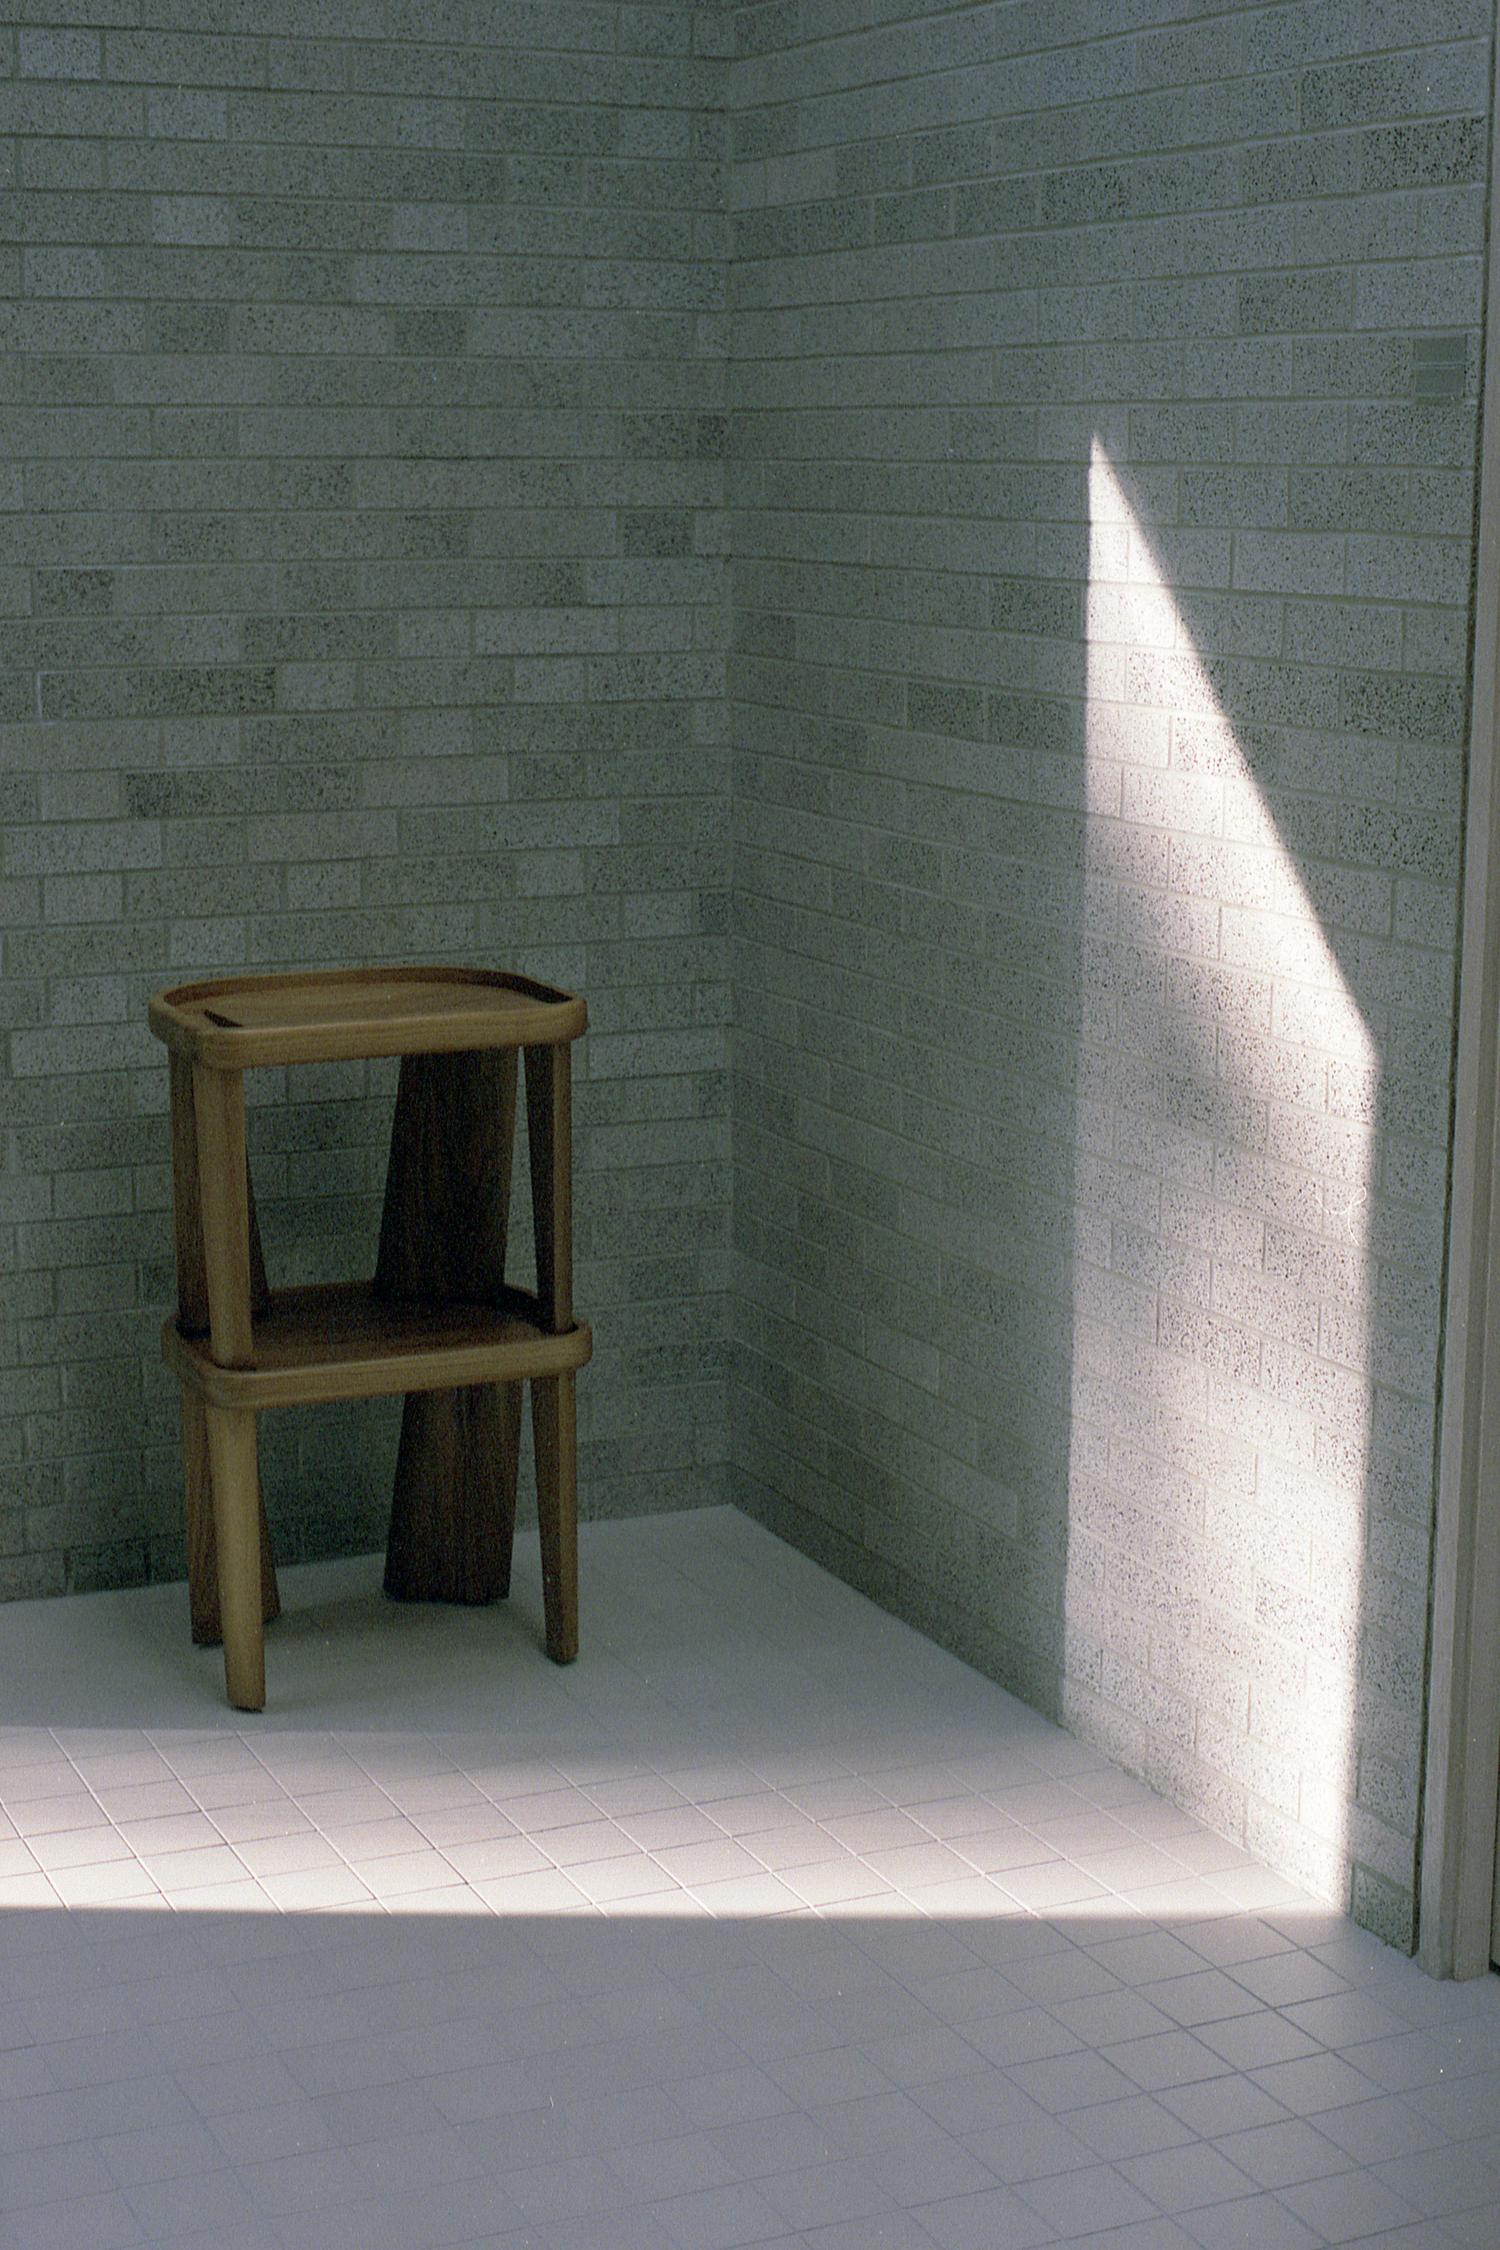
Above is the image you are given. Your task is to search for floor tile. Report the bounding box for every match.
[1209,2119,1350,2191]
[1276,2167,1423,2243]
[0,1512,1496,2250]
[1019,2160,1158,2230]
[1117,2141,1257,2213]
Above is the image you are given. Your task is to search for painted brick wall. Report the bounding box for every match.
[728,1,1487,1942]
[0,3,733,1597]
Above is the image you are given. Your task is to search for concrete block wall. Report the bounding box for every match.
[0,4,732,1596]
[728,1,1487,1943]
[0,0,1489,1947]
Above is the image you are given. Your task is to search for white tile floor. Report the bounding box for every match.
[0,1506,1497,2249]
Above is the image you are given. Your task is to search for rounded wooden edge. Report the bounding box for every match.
[149,967,586,1067]
[162,1315,592,1411]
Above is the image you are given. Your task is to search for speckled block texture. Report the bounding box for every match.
[727,0,1487,1947]
[0,3,734,1598]
[0,0,1491,1957]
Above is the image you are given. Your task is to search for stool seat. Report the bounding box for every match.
[150,964,586,1068]
[152,962,587,1711]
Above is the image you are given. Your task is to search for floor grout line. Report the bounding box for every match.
[0,1511,1494,2246]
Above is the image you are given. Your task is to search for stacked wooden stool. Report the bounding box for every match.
[149,966,591,1711]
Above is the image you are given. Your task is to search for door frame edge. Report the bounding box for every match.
[1421,7,1500,1980]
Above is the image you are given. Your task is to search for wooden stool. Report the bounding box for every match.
[149,966,592,1711]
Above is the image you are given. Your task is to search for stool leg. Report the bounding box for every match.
[192,1063,255,1368]
[384,1381,522,1604]
[171,1053,279,1645]
[184,1392,279,1647]
[183,1394,218,1646]
[531,1372,577,1664]
[205,1405,265,1711]
[376,1049,517,1299]
[375,1049,519,1603]
[525,1044,572,1331]
[496,1380,522,1592]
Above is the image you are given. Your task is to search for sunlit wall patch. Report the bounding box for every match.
[1071,439,1379,1908]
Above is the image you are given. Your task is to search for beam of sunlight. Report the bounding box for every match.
[0,1690,1351,1931]
[1073,439,1378,1909]
[0,1677,1380,1933]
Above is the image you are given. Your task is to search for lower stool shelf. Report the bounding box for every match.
[163,1282,592,1411]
